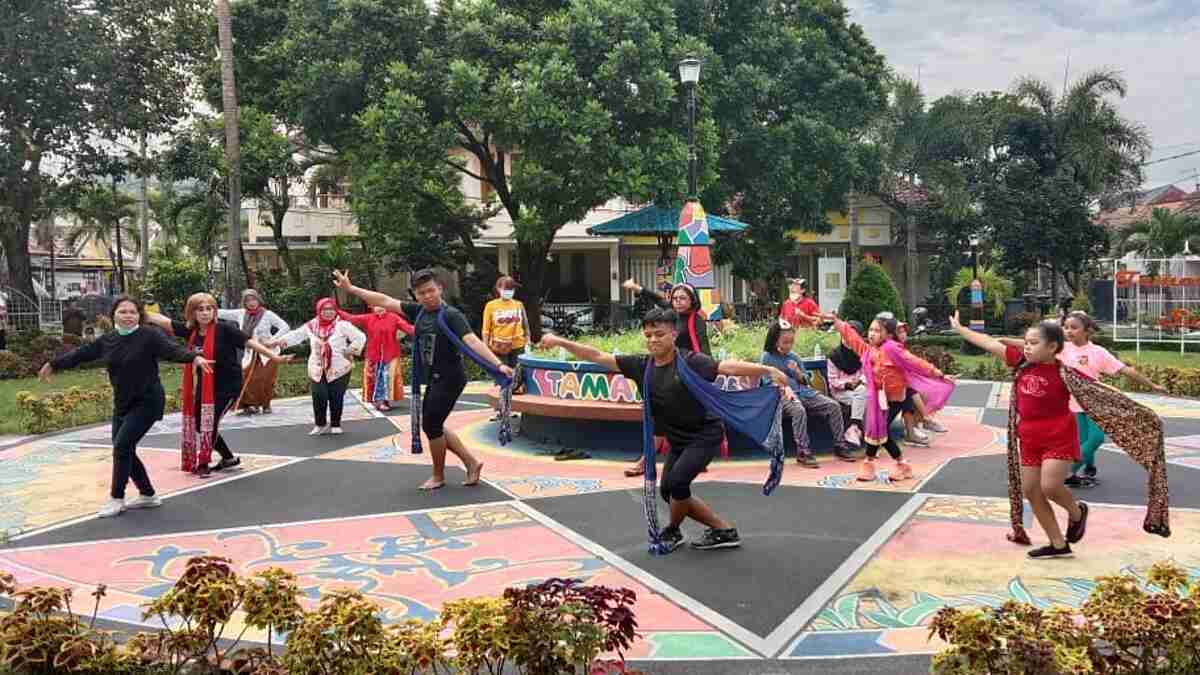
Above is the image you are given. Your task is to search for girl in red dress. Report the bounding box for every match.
[952,312,1088,559]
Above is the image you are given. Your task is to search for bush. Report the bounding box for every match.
[840,262,906,327]
[930,560,1200,675]
[0,559,645,675]
[1007,311,1043,334]
[143,256,209,320]
[907,344,960,375]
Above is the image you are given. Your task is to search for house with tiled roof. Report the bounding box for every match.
[1095,186,1198,232]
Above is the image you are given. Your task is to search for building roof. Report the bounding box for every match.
[1096,191,1200,231]
[586,205,748,236]
[1134,184,1189,207]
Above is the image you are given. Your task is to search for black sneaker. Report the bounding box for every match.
[1027,543,1072,559]
[1064,475,1083,487]
[691,527,741,550]
[796,453,819,468]
[1083,465,1097,479]
[1066,502,1089,544]
[834,445,858,462]
[212,457,241,472]
[659,526,685,553]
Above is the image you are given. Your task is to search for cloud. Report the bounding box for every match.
[844,0,1200,189]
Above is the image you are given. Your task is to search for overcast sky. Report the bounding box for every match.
[843,0,1200,192]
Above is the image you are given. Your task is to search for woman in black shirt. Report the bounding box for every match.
[622,279,711,355]
[41,296,213,519]
[146,292,289,475]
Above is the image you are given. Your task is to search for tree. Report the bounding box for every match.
[838,261,905,327]
[699,0,889,299]
[216,0,246,303]
[163,108,329,284]
[0,0,209,299]
[1115,207,1200,259]
[66,186,142,292]
[990,69,1151,302]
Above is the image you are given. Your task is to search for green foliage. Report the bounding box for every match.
[254,266,337,327]
[0,0,210,299]
[930,561,1200,675]
[530,322,840,362]
[144,256,209,319]
[0,564,645,675]
[1115,207,1200,259]
[944,267,1013,320]
[839,262,906,327]
[65,185,142,288]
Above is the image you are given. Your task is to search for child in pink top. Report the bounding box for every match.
[1059,312,1164,486]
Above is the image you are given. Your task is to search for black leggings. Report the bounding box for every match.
[660,436,721,503]
[421,373,467,440]
[193,390,236,461]
[312,372,351,427]
[865,401,906,461]
[111,396,163,499]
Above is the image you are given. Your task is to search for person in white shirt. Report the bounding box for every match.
[217,289,290,415]
[273,297,366,435]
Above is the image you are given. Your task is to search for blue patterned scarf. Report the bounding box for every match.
[410,307,514,454]
[641,351,785,554]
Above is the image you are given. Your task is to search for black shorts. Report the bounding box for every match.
[901,388,917,413]
[421,372,467,440]
[660,435,721,503]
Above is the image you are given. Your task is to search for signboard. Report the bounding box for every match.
[1108,259,1200,351]
[970,279,984,307]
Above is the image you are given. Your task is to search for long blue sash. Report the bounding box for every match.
[641,352,785,554]
[410,307,514,454]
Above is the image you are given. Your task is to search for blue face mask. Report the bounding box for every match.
[116,324,139,336]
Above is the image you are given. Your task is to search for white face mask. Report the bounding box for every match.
[500,289,515,300]
[789,292,801,302]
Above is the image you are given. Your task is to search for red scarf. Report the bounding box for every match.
[180,323,216,473]
[307,298,340,371]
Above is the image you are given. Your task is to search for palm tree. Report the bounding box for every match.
[1011,69,1151,303]
[67,186,141,292]
[216,0,246,301]
[1116,207,1200,259]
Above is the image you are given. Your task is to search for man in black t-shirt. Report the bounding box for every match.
[333,268,514,491]
[541,309,791,553]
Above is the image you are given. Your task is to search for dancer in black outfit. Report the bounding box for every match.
[40,296,214,519]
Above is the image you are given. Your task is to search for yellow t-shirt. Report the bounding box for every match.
[482,298,527,350]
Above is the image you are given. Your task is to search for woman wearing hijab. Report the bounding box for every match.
[338,304,414,412]
[218,289,290,415]
[275,298,367,435]
[827,319,868,447]
[146,293,291,475]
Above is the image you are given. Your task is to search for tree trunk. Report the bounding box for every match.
[138,131,149,282]
[905,211,919,311]
[0,224,36,300]
[270,199,301,284]
[0,161,42,300]
[516,240,551,342]
[848,193,861,285]
[113,179,125,294]
[217,0,245,305]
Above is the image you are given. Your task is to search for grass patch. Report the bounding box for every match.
[0,362,362,436]
[954,347,1198,374]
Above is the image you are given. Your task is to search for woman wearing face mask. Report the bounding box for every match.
[40,296,214,519]
[338,303,414,412]
[218,289,290,415]
[274,298,367,434]
[146,293,291,475]
[482,276,531,372]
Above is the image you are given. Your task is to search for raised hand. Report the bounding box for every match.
[539,333,562,349]
[949,311,963,330]
[621,278,640,292]
[332,269,352,290]
[38,362,53,383]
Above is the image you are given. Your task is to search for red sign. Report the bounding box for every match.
[1116,272,1200,288]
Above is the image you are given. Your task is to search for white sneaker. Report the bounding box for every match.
[97,499,125,518]
[844,425,862,446]
[905,430,931,446]
[922,419,948,434]
[125,495,162,510]
[309,425,330,436]
[330,427,343,435]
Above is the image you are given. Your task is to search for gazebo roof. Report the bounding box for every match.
[586,205,748,236]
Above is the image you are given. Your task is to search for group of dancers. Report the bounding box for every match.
[41,273,1170,558]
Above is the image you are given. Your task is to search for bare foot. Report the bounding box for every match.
[463,461,484,486]
[420,477,446,491]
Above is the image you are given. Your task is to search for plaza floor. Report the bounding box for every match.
[3,381,1200,674]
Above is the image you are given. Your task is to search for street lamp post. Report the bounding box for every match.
[969,235,980,279]
[678,57,701,199]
